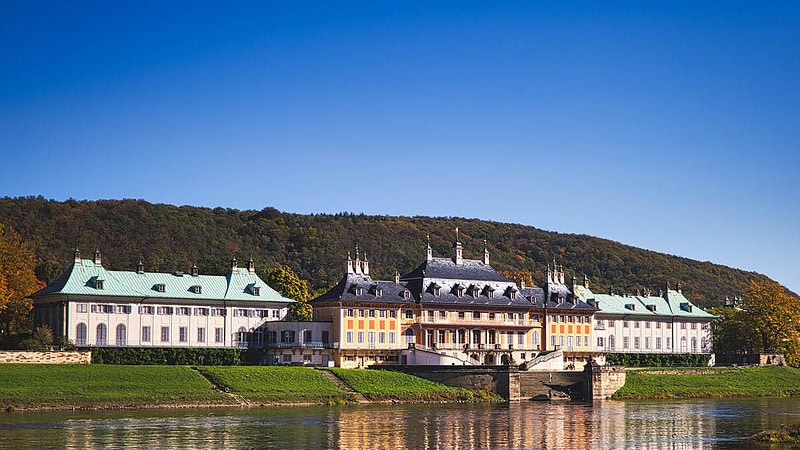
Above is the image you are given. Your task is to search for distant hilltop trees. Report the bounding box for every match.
[0,196,787,308]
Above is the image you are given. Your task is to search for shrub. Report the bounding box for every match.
[606,353,711,367]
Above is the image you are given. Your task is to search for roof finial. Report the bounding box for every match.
[455,226,459,241]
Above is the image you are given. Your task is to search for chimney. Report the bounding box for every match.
[248,257,255,273]
[394,269,400,284]
[361,252,369,275]
[520,280,526,289]
[583,274,589,289]
[73,247,81,262]
[676,282,682,294]
[191,264,199,277]
[231,257,238,270]
[93,249,102,265]
[572,275,577,292]
[558,264,565,284]
[483,240,489,265]
[136,259,144,274]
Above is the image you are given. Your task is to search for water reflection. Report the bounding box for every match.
[2,398,800,449]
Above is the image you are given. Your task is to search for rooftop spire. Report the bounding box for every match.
[426,233,433,261]
[73,247,81,262]
[452,227,463,265]
[483,239,489,265]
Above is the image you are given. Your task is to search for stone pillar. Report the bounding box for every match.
[586,362,626,401]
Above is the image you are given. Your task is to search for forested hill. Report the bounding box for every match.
[0,196,781,308]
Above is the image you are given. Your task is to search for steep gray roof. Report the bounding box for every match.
[401,257,512,283]
[309,273,415,305]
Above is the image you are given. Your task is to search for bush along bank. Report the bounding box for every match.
[612,366,800,400]
[605,353,711,367]
[86,347,275,365]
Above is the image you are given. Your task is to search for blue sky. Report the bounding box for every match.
[1,1,798,293]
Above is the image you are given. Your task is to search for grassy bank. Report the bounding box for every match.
[0,365,231,410]
[328,368,498,402]
[0,365,491,411]
[751,423,800,444]
[613,366,800,400]
[195,366,350,404]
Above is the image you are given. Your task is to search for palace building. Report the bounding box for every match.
[31,249,294,348]
[573,279,715,356]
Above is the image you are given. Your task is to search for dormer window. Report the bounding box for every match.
[95,279,104,290]
[375,287,383,297]
[355,287,363,296]
[646,304,656,312]
[457,288,464,298]
[252,286,260,296]
[625,303,635,310]
[191,285,202,294]
[510,291,517,300]
[154,283,166,293]
[403,291,410,300]
[471,286,481,298]
[484,286,495,299]
[433,287,440,297]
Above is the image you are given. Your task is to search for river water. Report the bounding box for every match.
[1,398,797,449]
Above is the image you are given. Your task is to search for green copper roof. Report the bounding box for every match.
[574,285,715,319]
[32,258,293,304]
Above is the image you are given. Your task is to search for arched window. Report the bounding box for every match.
[533,330,540,348]
[236,327,248,347]
[281,330,295,344]
[76,323,87,346]
[405,328,415,344]
[96,323,107,346]
[116,324,127,346]
[691,337,697,353]
[680,336,688,353]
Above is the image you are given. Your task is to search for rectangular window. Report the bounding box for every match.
[667,322,673,329]
[567,315,573,323]
[656,337,662,349]
[77,303,87,313]
[597,337,604,347]
[645,337,651,349]
[405,310,413,319]
[321,331,329,343]
[551,335,556,347]
[346,309,354,317]
[489,313,495,320]
[197,327,206,343]
[257,310,268,318]
[358,309,365,318]
[178,307,190,316]
[157,306,173,315]
[623,321,629,328]
[379,310,386,318]
[559,336,564,347]
[681,322,687,330]
[691,323,697,330]
[666,337,672,348]
[473,311,481,320]
[585,336,589,347]
[559,315,566,323]
[368,310,375,318]
[645,321,651,329]
[568,336,574,347]
[346,331,354,343]
[142,326,151,342]
[267,331,277,343]
[634,321,640,329]
[379,332,386,344]
[439,311,446,318]
[623,337,629,349]
[357,331,364,344]
[179,327,188,342]
[518,332,524,345]
[161,326,170,342]
[215,327,224,343]
[303,330,312,343]
[272,310,280,319]
[388,310,397,318]
[634,337,640,349]
[656,322,661,329]
[458,311,465,319]
[389,332,395,344]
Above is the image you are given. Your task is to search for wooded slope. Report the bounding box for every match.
[0,196,779,307]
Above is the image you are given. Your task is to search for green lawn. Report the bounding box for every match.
[613,366,800,399]
[328,368,490,401]
[0,364,230,410]
[195,366,348,404]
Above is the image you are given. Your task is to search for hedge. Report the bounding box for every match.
[605,353,711,367]
[83,347,248,365]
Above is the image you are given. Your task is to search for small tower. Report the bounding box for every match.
[361,251,369,275]
[248,257,255,273]
[583,273,590,289]
[426,234,433,261]
[452,227,463,265]
[354,245,362,275]
[136,259,144,274]
[558,264,565,284]
[676,282,682,294]
[394,269,400,284]
[346,252,354,275]
[73,247,81,262]
[571,275,577,292]
[231,257,238,270]
[191,264,199,277]
[483,239,490,265]
[93,249,102,265]
[546,261,553,285]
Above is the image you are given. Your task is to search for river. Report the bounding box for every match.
[1,398,798,449]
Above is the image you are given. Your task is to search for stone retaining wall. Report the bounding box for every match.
[0,351,91,364]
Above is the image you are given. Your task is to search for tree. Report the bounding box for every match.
[708,306,759,356]
[19,325,53,351]
[0,224,40,338]
[260,264,313,321]
[742,279,800,365]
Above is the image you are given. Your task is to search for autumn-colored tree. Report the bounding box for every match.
[742,279,800,366]
[499,269,534,287]
[0,224,40,338]
[708,306,759,356]
[260,264,313,321]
